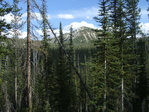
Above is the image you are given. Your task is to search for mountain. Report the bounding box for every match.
[6,26,98,50]
[51,26,97,44]
[64,26,97,43]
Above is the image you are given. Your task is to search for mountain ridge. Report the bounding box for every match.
[51,26,97,44]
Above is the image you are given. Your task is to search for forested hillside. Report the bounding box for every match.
[0,0,149,112]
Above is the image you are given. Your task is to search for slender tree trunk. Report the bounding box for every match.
[27,0,32,111]
[121,78,124,112]
[15,50,18,112]
[2,82,11,112]
[103,59,107,112]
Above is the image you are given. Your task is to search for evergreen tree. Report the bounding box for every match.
[93,0,123,111]
[56,22,72,112]
[93,0,110,111]
[144,35,149,111]
[109,0,135,111]
[10,0,24,111]
[0,0,12,55]
[40,0,51,111]
[68,26,77,111]
[93,0,141,111]
[136,37,149,112]
[125,0,142,111]
[0,0,12,111]
[34,0,53,111]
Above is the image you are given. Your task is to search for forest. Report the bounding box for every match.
[0,0,149,112]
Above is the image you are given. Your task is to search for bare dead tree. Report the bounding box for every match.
[27,0,32,111]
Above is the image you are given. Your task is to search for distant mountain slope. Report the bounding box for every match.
[51,26,97,44]
[64,26,97,43]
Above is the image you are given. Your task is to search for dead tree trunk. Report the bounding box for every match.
[27,0,32,111]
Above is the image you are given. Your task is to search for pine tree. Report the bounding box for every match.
[144,35,149,111]
[34,0,53,111]
[0,0,12,55]
[56,22,72,112]
[41,0,50,110]
[93,0,110,111]
[93,0,123,111]
[0,0,12,111]
[125,0,142,111]
[136,37,149,111]
[68,26,77,111]
[10,0,24,111]
[93,0,141,111]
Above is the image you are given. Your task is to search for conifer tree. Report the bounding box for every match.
[56,22,72,112]
[68,26,78,111]
[136,38,149,111]
[93,0,123,111]
[0,0,12,55]
[10,0,24,111]
[69,26,74,76]
[0,0,12,111]
[94,0,141,111]
[125,0,142,111]
[93,0,110,111]
[35,0,53,111]
[41,0,50,109]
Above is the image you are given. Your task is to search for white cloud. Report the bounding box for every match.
[22,12,51,20]
[22,12,27,18]
[64,21,97,32]
[57,14,75,19]
[54,7,98,20]
[33,21,97,38]
[140,22,149,34]
[31,12,42,20]
[0,13,25,24]
[0,13,14,23]
[11,22,149,39]
[7,30,27,39]
[36,29,42,35]
[31,12,51,20]
[86,16,92,20]
[20,31,27,38]
[35,29,59,39]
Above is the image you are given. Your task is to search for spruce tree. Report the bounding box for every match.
[10,0,24,111]
[94,0,141,111]
[125,0,142,111]
[0,0,12,111]
[136,38,149,111]
[94,0,122,111]
[35,0,53,111]
[93,0,111,111]
[0,0,12,55]
[56,22,71,112]
[68,26,77,111]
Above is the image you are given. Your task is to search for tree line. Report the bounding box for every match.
[0,0,149,112]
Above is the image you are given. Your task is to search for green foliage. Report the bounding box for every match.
[0,0,149,111]
[55,22,72,112]
[0,1,12,56]
[92,0,142,111]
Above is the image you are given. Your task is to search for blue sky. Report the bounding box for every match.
[4,0,149,38]
[35,0,99,30]
[45,0,149,30]
[48,0,148,24]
